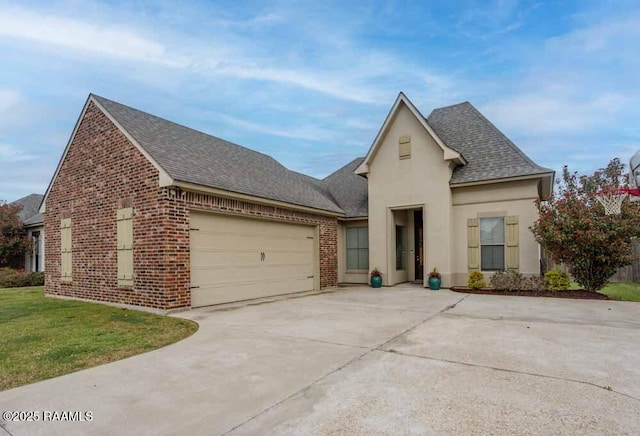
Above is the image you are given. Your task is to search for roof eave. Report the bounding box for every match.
[171,180,345,217]
[24,221,44,228]
[450,171,556,189]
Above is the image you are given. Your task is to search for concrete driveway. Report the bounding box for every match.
[1,285,639,435]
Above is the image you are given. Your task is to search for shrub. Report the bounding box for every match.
[522,275,545,291]
[490,270,524,291]
[467,271,486,289]
[531,158,640,292]
[0,268,43,288]
[25,271,44,286]
[0,201,29,268]
[544,269,570,291]
[0,268,28,288]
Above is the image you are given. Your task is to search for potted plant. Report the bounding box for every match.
[370,268,383,288]
[428,268,441,290]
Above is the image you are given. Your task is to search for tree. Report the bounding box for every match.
[531,158,640,292]
[0,201,29,269]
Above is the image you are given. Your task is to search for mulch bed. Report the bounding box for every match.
[450,287,609,300]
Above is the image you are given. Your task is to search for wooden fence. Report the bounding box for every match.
[541,240,640,283]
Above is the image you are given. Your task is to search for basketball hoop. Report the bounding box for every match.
[595,188,640,215]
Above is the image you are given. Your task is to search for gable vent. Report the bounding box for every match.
[399,135,411,159]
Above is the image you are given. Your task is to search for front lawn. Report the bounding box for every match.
[600,282,640,302]
[0,287,197,391]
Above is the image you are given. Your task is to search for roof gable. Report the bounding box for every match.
[355,93,466,176]
[426,102,553,185]
[92,95,342,214]
[42,94,344,215]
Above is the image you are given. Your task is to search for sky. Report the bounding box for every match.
[1,0,639,202]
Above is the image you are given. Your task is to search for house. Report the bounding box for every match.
[40,92,554,310]
[10,193,45,272]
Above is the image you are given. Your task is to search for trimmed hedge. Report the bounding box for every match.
[0,268,44,288]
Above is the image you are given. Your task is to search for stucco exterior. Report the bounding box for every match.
[364,103,456,287]
[451,179,542,285]
[349,97,551,289]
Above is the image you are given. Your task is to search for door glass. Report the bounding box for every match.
[396,225,406,270]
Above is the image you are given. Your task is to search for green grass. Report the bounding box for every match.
[0,287,198,391]
[600,282,640,302]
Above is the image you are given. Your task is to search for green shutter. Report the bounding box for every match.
[60,218,72,281]
[467,218,480,271]
[505,215,519,270]
[117,208,134,286]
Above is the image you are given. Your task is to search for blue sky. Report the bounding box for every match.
[1,0,639,202]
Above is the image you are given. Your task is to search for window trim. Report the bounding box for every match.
[479,216,506,272]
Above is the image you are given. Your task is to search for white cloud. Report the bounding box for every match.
[482,92,631,135]
[0,8,186,68]
[0,89,36,134]
[0,143,35,162]
[0,6,451,105]
[546,15,640,58]
[0,88,21,113]
[212,112,358,143]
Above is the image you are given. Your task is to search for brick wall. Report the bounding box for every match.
[44,101,338,310]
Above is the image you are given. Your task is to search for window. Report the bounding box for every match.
[346,227,368,270]
[60,218,72,281]
[117,208,134,287]
[480,217,505,271]
[395,225,406,270]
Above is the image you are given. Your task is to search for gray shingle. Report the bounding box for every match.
[23,213,44,227]
[10,194,44,223]
[426,102,553,184]
[92,95,344,214]
[324,158,368,218]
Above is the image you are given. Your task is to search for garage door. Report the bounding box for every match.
[190,212,316,307]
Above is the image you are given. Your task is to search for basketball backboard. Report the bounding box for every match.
[631,149,640,188]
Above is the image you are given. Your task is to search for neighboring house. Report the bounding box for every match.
[10,193,45,272]
[40,93,553,311]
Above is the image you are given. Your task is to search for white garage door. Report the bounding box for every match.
[190,212,316,307]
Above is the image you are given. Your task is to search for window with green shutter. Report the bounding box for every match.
[346,227,368,270]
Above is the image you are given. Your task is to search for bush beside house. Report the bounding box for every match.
[531,158,640,292]
[0,201,29,269]
[0,268,44,288]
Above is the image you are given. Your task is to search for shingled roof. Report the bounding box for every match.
[11,193,44,225]
[426,102,553,185]
[68,95,550,220]
[92,95,343,214]
[324,158,368,218]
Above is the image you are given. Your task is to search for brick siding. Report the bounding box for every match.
[44,101,338,310]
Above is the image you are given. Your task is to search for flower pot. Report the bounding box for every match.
[371,275,382,288]
[428,277,441,290]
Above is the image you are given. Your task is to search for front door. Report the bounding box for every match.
[414,210,423,280]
